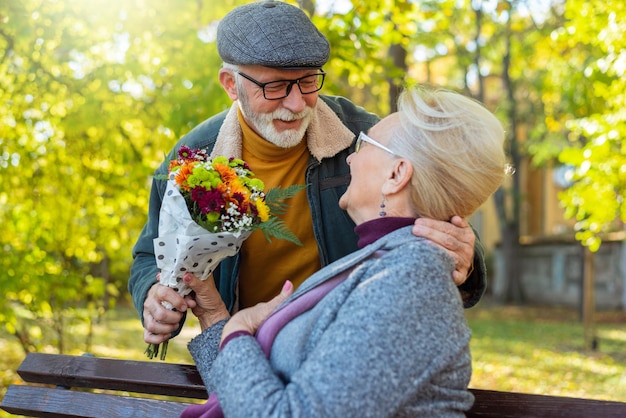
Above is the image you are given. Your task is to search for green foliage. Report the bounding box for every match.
[260,184,308,246]
[264,184,309,215]
[548,0,626,250]
[0,0,238,353]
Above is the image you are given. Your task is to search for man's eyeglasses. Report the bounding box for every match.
[355,132,397,155]
[236,71,326,100]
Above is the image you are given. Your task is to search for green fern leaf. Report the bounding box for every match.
[258,216,304,246]
[265,184,308,215]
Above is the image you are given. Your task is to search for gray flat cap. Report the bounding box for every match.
[217,1,330,69]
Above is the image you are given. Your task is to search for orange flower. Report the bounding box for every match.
[216,182,229,195]
[174,162,196,191]
[228,180,250,202]
[168,159,181,172]
[213,162,237,185]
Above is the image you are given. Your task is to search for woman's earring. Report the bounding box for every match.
[379,196,387,217]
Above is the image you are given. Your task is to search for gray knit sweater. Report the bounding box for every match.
[187,226,473,417]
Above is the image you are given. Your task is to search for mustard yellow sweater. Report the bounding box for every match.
[237,111,320,307]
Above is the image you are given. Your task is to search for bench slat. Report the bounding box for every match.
[468,388,626,418]
[1,385,193,418]
[17,353,207,399]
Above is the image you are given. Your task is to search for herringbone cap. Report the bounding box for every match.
[217,1,330,69]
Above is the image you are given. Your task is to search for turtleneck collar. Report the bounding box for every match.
[354,217,416,249]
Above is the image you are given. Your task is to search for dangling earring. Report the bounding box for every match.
[379,195,387,217]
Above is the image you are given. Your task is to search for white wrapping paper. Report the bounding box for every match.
[153,181,251,297]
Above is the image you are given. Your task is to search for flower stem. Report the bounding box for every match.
[145,341,169,360]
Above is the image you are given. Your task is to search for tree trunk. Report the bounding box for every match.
[388,43,407,112]
[494,188,524,303]
[473,5,485,102]
[495,8,524,304]
[387,0,409,112]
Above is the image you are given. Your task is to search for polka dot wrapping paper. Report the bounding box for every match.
[153,181,251,297]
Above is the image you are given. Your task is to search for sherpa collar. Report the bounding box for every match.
[211,100,355,162]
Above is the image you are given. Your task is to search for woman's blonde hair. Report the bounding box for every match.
[391,85,507,220]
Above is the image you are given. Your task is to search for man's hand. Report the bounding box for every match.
[142,282,187,345]
[183,272,231,331]
[412,215,475,286]
[221,281,294,345]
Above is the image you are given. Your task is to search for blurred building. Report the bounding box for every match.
[471,161,626,310]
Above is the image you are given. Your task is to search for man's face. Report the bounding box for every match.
[233,66,320,148]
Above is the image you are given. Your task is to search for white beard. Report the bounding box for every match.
[237,89,313,148]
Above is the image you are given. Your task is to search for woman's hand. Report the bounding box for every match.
[412,215,475,286]
[221,280,294,345]
[183,272,231,331]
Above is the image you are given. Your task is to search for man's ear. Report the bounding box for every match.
[382,159,413,195]
[219,69,239,100]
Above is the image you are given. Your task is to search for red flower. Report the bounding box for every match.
[191,187,224,215]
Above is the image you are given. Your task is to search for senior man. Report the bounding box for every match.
[130,0,487,349]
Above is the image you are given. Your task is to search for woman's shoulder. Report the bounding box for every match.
[381,227,451,262]
[366,228,456,289]
[350,231,464,321]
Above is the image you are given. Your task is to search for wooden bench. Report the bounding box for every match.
[2,353,626,417]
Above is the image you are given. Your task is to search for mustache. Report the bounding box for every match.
[271,107,312,122]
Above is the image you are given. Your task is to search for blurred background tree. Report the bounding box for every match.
[544,0,625,252]
[0,0,237,353]
[0,0,624,354]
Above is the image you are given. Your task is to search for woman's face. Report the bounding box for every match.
[339,114,400,225]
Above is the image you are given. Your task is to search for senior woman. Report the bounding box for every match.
[180,85,507,418]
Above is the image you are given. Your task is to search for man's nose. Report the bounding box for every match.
[281,85,306,113]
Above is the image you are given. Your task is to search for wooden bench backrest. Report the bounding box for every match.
[14,352,206,399]
[2,352,626,418]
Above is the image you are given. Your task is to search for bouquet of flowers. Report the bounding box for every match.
[146,145,305,359]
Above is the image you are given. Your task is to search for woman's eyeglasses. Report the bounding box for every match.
[355,132,397,155]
